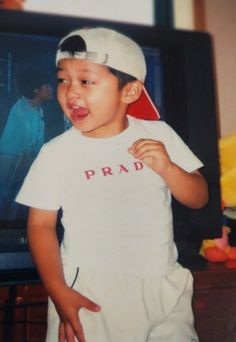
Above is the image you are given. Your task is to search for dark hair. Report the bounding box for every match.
[108,67,137,89]
[58,35,137,89]
[15,67,51,99]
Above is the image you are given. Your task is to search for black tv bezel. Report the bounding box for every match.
[0,9,222,282]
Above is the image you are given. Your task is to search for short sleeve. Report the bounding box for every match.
[162,123,203,173]
[16,144,63,210]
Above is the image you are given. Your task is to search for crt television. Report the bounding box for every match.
[0,9,222,283]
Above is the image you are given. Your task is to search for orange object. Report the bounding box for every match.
[1,0,25,10]
[204,246,228,262]
[200,226,236,262]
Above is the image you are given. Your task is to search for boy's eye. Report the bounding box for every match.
[57,78,67,84]
[81,80,94,85]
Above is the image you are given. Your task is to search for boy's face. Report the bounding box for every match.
[57,59,128,138]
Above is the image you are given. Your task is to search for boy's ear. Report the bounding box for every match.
[121,80,143,104]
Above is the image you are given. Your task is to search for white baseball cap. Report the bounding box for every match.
[56,27,160,120]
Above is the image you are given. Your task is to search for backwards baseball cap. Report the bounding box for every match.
[56,27,160,120]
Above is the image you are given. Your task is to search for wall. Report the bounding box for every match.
[173,0,194,30]
[203,0,236,138]
[174,0,236,138]
[24,0,155,25]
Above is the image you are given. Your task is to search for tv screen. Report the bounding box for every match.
[0,9,222,282]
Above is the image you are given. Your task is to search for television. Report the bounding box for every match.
[0,9,222,284]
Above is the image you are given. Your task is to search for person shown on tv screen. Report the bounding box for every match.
[16,27,208,342]
[0,67,53,219]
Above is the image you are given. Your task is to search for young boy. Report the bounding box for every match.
[16,27,208,342]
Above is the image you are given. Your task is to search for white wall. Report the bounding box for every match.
[173,0,194,30]
[173,0,236,138]
[204,0,236,137]
[24,0,155,25]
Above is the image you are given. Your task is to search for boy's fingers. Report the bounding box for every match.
[72,321,86,342]
[57,292,100,342]
[81,296,101,312]
[60,319,84,342]
[130,143,164,160]
[58,321,66,342]
[129,139,163,155]
[64,321,77,342]
[128,138,146,152]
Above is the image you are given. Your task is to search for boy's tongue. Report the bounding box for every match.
[71,106,89,118]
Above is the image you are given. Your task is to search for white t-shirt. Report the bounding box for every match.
[16,116,203,276]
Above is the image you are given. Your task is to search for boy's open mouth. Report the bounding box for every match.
[70,105,89,120]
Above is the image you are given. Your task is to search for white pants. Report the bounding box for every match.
[46,265,199,342]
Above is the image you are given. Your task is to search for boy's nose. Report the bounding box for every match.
[67,84,81,99]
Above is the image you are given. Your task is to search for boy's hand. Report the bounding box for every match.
[53,285,100,342]
[128,138,209,209]
[128,138,173,175]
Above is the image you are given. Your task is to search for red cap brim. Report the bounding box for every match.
[127,86,160,120]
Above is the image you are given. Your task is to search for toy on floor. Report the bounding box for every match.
[200,225,236,262]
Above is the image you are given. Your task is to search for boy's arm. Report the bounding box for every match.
[158,165,208,209]
[128,139,209,209]
[28,208,100,342]
[28,208,63,292]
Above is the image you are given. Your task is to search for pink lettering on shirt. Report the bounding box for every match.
[102,167,113,176]
[85,170,95,180]
[84,162,144,180]
[119,164,129,174]
[134,161,144,170]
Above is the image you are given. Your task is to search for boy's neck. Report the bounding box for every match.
[82,116,129,139]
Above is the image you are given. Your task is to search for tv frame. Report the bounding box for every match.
[0,9,222,283]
